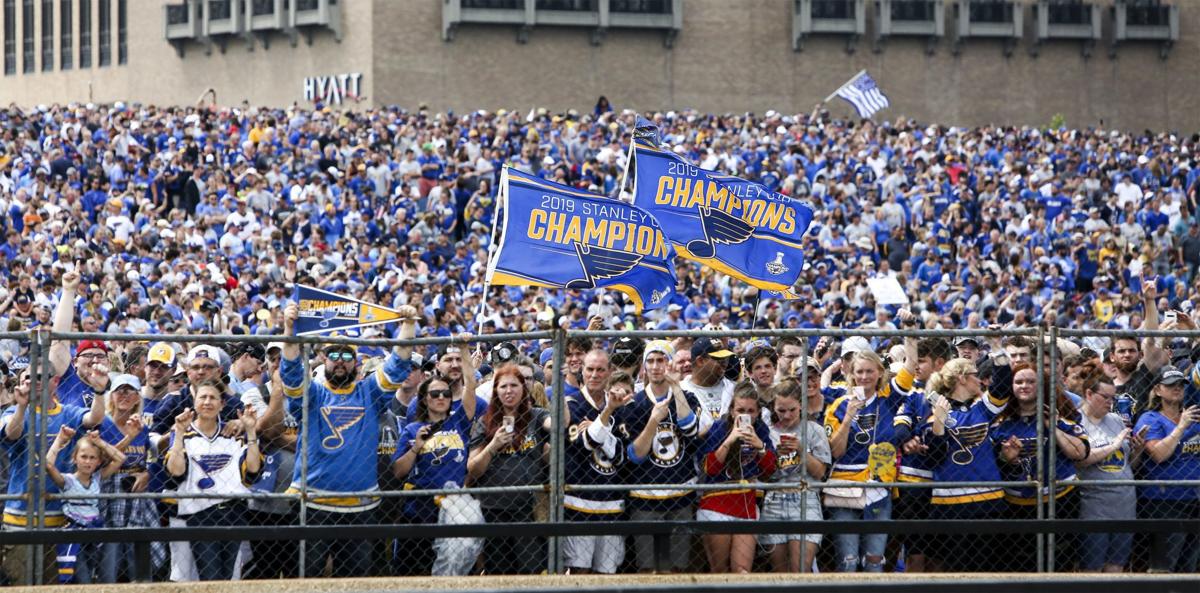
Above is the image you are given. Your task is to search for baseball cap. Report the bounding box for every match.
[840,336,872,357]
[691,337,734,359]
[954,336,980,347]
[233,342,267,361]
[107,373,142,395]
[667,303,682,312]
[539,348,555,366]
[1155,365,1186,387]
[187,345,223,365]
[795,356,822,375]
[147,342,177,366]
[611,336,645,368]
[77,339,109,354]
[643,340,675,363]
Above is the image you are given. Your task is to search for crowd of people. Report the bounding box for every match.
[0,97,1199,582]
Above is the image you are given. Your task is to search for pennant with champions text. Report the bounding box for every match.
[631,137,815,293]
[292,284,405,336]
[487,167,677,311]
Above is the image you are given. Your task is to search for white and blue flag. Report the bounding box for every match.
[833,70,890,119]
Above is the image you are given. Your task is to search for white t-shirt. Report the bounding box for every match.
[680,376,734,421]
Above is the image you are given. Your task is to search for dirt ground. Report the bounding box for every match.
[3,572,1179,593]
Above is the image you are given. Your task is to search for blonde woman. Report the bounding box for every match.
[823,349,908,573]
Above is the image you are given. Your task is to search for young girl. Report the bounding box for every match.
[45,426,127,584]
[760,375,830,573]
[697,380,777,573]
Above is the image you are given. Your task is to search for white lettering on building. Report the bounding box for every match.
[303,72,363,105]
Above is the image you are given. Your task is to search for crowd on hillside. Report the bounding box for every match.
[0,97,1198,583]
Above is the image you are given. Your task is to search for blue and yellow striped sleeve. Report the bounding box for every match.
[280,355,307,398]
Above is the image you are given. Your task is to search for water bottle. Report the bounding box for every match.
[1113,393,1135,428]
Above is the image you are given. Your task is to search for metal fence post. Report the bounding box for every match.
[34,329,53,586]
[547,328,567,574]
[23,330,40,585]
[798,337,811,550]
[298,344,310,579]
[1034,326,1045,574]
[1047,326,1059,573]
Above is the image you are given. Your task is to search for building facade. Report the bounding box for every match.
[0,1,1195,131]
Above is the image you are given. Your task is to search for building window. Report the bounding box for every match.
[811,0,855,20]
[115,0,122,63]
[22,0,32,72]
[536,0,594,10]
[3,0,14,75]
[96,0,106,66]
[611,0,671,14]
[462,0,522,7]
[40,0,50,71]
[59,0,69,69]
[968,0,1013,24]
[79,0,89,67]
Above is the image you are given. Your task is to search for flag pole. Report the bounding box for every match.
[824,69,867,103]
[752,293,763,329]
[617,116,637,201]
[477,167,508,324]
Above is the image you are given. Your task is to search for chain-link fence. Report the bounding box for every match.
[1,326,1198,583]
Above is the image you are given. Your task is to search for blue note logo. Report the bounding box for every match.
[686,205,753,258]
[320,406,366,450]
[565,242,643,290]
[947,422,990,465]
[651,289,668,305]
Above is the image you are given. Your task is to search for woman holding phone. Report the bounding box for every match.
[467,366,552,575]
[697,381,777,573]
[391,349,478,575]
[1076,373,1143,573]
[1134,365,1200,573]
[760,373,829,573]
[823,350,908,573]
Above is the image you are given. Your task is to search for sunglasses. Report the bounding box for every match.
[326,351,355,362]
[427,389,452,400]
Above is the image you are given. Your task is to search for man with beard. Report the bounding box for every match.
[279,302,419,577]
[405,342,488,422]
[1107,280,1169,416]
[681,338,736,422]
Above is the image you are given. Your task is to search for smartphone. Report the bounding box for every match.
[502,415,515,433]
[1164,311,1178,324]
[737,414,752,429]
[779,433,797,445]
[853,386,867,401]
[1137,425,1150,438]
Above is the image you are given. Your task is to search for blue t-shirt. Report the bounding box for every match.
[393,400,474,520]
[1134,411,1200,500]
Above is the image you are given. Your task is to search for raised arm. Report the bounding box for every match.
[460,340,479,420]
[49,271,82,377]
[90,431,128,480]
[1139,278,1169,372]
[43,426,75,489]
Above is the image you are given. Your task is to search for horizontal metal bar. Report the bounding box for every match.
[1057,328,1200,339]
[46,330,553,347]
[445,578,1200,593]
[49,484,546,501]
[3,519,1195,546]
[569,327,1041,340]
[1066,479,1200,488]
[566,480,1040,492]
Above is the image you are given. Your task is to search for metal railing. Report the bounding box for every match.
[4,325,1200,582]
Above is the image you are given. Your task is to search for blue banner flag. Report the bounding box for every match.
[292,284,405,336]
[487,167,677,311]
[631,139,815,293]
